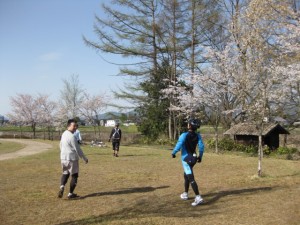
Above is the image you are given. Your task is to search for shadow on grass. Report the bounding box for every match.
[202,186,275,205]
[77,186,170,200]
[57,186,275,225]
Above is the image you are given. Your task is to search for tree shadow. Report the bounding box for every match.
[57,186,276,225]
[202,186,275,205]
[76,186,170,200]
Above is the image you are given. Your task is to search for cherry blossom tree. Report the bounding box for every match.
[164,0,298,176]
[79,92,108,140]
[36,94,57,140]
[272,8,300,125]
[8,94,40,138]
[59,74,84,119]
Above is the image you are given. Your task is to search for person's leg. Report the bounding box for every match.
[184,172,189,193]
[180,172,190,200]
[69,173,78,194]
[186,173,199,196]
[112,142,116,156]
[68,161,80,198]
[61,173,70,186]
[58,160,71,198]
[180,161,193,200]
[115,142,120,157]
[187,165,203,206]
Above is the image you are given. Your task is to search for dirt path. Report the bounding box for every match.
[0,139,53,161]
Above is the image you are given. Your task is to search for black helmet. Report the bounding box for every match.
[188,118,201,130]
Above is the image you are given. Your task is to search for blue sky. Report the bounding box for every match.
[0,0,134,116]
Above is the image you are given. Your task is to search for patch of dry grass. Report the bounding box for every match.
[0,141,299,225]
[0,140,25,154]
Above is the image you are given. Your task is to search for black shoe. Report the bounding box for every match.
[68,193,79,199]
[58,187,64,198]
[115,154,119,157]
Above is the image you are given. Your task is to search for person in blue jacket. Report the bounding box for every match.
[172,118,204,206]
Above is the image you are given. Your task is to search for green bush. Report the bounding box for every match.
[218,138,236,151]
[206,138,216,149]
[263,146,271,155]
[205,137,258,154]
[276,146,298,155]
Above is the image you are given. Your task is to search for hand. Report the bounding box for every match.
[197,157,202,163]
[85,158,89,164]
[172,154,176,158]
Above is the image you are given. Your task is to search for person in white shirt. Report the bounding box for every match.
[74,124,82,144]
[58,119,88,199]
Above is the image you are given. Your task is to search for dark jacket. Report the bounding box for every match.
[109,127,122,142]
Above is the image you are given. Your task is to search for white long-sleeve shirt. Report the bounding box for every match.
[60,130,87,161]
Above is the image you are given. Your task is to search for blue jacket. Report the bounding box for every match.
[172,132,204,161]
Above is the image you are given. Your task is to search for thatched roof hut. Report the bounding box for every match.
[224,123,289,149]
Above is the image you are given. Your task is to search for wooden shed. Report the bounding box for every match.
[224,123,289,150]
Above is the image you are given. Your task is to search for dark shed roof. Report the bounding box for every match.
[224,123,290,136]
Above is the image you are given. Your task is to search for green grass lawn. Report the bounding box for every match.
[0,140,25,154]
[0,125,139,133]
[0,141,299,225]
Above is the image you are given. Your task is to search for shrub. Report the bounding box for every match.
[277,146,298,155]
[206,138,216,149]
[263,146,271,155]
[245,145,258,154]
[205,137,257,153]
[218,138,236,151]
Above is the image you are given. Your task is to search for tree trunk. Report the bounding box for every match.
[190,0,196,74]
[48,127,51,140]
[215,126,219,154]
[173,114,177,140]
[93,126,97,140]
[169,112,172,140]
[32,123,36,139]
[97,125,101,140]
[258,134,263,177]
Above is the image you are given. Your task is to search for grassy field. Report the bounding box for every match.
[0,141,299,225]
[0,140,25,154]
[1,125,299,135]
[0,125,139,133]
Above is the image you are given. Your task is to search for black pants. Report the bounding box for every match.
[60,173,78,194]
[183,164,200,195]
[112,141,120,151]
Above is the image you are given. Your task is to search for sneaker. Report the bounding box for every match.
[191,195,204,206]
[58,186,64,198]
[68,193,79,199]
[180,192,188,200]
[115,154,119,157]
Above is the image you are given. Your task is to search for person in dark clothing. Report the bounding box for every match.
[109,123,122,157]
[172,118,204,206]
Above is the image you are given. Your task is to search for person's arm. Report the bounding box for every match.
[109,128,114,141]
[197,133,205,162]
[119,129,122,141]
[171,133,186,157]
[78,130,82,142]
[70,135,88,163]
